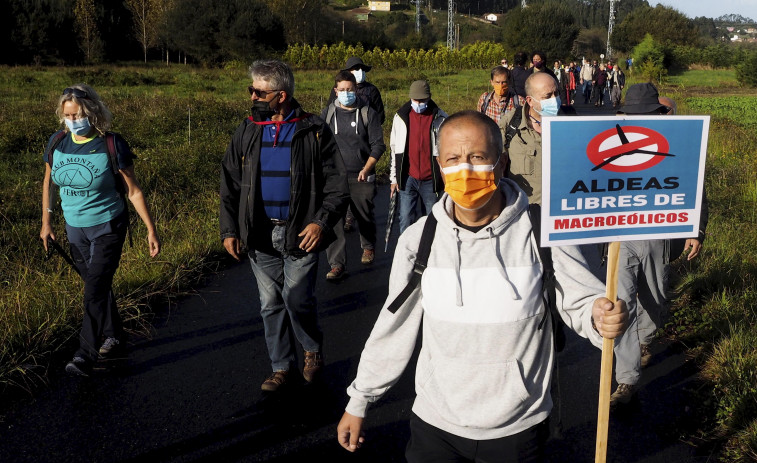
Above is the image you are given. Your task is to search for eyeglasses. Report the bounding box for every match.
[247,86,280,98]
[63,87,89,99]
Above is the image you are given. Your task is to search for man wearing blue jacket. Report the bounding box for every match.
[337,111,628,461]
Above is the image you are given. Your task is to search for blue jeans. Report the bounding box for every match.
[582,80,592,103]
[249,248,322,372]
[399,176,439,234]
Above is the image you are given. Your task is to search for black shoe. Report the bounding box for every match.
[65,356,92,377]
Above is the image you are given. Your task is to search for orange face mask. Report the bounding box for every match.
[493,82,508,96]
[442,162,499,210]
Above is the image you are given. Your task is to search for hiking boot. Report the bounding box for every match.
[303,351,323,383]
[361,249,375,265]
[640,343,652,368]
[99,337,120,356]
[261,371,289,392]
[326,266,345,281]
[65,356,92,377]
[610,383,638,406]
[344,216,354,232]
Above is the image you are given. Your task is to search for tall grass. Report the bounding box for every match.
[663,93,757,461]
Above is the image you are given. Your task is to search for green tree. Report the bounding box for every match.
[270,0,329,45]
[573,28,607,60]
[502,2,579,61]
[74,0,103,62]
[611,4,699,53]
[631,33,667,83]
[164,0,285,65]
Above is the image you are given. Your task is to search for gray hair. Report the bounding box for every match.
[249,59,295,98]
[55,83,113,134]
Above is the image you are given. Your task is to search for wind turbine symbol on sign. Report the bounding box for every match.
[591,124,676,171]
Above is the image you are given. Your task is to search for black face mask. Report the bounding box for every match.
[252,100,276,120]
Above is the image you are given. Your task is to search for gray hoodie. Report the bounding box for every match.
[346,179,606,440]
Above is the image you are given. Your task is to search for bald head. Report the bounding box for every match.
[524,72,557,99]
[658,96,677,115]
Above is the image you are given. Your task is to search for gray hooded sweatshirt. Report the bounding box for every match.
[346,179,606,440]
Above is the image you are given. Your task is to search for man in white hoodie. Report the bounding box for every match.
[337,110,628,461]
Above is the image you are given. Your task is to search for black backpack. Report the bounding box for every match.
[385,204,566,351]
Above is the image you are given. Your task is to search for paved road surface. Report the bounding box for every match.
[0,99,712,462]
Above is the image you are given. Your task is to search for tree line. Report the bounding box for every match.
[0,0,750,67]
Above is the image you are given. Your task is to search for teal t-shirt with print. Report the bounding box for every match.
[44,132,135,228]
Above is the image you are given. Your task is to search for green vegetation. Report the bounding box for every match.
[664,92,757,462]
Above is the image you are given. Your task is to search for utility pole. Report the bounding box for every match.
[607,0,618,58]
[416,0,420,33]
[447,0,455,50]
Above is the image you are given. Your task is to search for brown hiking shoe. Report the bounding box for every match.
[326,266,345,281]
[261,371,289,392]
[303,351,323,383]
[640,344,652,368]
[361,249,375,265]
[610,383,638,406]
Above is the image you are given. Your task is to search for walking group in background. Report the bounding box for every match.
[41,48,705,462]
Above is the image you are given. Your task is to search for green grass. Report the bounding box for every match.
[665,69,738,88]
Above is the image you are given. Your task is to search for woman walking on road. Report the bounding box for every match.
[40,84,161,376]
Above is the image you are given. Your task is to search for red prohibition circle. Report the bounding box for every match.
[586,126,670,172]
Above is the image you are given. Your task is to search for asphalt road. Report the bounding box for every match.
[0,98,713,463]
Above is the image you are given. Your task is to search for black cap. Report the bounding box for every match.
[619,83,667,114]
[343,56,372,72]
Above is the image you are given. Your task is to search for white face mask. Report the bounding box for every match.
[351,69,366,84]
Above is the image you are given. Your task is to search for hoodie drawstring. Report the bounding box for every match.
[453,228,463,307]
[487,227,521,300]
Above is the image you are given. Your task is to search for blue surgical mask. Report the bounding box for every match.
[64,117,92,136]
[411,101,428,113]
[536,96,561,116]
[351,69,365,84]
[337,91,357,107]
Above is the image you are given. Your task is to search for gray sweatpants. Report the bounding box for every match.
[613,239,669,385]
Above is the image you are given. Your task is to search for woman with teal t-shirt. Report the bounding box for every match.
[40,84,161,376]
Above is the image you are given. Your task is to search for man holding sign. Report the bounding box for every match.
[337,111,628,461]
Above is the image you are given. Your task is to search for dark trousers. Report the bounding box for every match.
[66,210,128,362]
[406,414,549,463]
[326,178,377,268]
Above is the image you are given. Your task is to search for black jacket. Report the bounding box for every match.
[327,81,385,125]
[220,99,349,256]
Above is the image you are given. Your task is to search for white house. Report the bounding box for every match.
[368,1,390,11]
[485,13,498,22]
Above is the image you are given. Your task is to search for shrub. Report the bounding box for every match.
[735,50,757,88]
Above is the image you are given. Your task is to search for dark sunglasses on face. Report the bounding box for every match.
[63,87,89,99]
[247,86,279,98]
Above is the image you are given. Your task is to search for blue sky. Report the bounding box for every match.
[652,1,757,21]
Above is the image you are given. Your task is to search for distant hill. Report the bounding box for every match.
[714,13,755,24]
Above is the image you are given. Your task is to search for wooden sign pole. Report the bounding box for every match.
[595,241,620,463]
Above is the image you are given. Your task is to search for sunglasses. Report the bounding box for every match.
[247,86,280,98]
[63,87,89,99]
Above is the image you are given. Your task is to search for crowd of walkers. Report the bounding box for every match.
[41,48,704,462]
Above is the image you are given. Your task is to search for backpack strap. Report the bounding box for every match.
[105,132,134,247]
[504,107,523,150]
[480,91,494,115]
[527,203,565,352]
[360,105,369,128]
[386,214,438,314]
[45,130,68,214]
